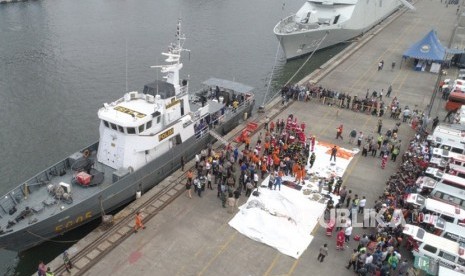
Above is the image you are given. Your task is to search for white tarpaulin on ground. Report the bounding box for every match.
[229,141,358,259]
[229,179,325,259]
[307,141,359,178]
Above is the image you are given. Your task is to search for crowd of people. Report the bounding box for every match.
[323,119,465,275]
[184,114,315,214]
[316,120,413,275]
[182,100,423,275]
[279,83,433,131]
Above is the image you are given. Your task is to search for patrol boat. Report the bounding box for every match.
[0,19,254,251]
[273,0,410,60]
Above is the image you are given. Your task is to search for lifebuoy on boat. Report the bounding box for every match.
[83,149,90,158]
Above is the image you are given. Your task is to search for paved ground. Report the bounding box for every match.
[77,1,460,275]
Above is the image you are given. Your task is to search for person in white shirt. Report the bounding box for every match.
[195,154,200,169]
[344,226,353,242]
[365,253,373,264]
[358,196,367,214]
[253,173,259,187]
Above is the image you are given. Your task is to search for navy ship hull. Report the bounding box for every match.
[0,101,254,251]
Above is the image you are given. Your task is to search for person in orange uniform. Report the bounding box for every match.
[134,211,146,233]
[264,141,270,154]
[245,136,250,150]
[273,154,280,171]
[294,164,303,184]
[300,165,306,185]
[260,161,268,179]
[292,162,300,178]
[187,169,194,184]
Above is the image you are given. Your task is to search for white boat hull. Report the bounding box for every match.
[274,0,403,59]
[276,28,361,60]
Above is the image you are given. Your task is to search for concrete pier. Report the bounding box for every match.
[45,1,461,275]
[0,0,34,4]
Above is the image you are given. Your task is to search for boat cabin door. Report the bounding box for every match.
[101,141,124,169]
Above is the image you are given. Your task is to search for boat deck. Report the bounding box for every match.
[0,150,116,235]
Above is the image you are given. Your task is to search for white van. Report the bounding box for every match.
[416,176,437,190]
[438,265,465,276]
[423,198,465,225]
[430,148,465,168]
[406,195,465,225]
[431,183,465,209]
[425,167,445,182]
[406,193,426,207]
[430,148,450,168]
[448,163,465,178]
[428,125,465,154]
[440,222,465,243]
[403,224,465,274]
[439,173,465,190]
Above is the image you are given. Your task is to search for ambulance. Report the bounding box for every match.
[403,224,465,275]
[405,195,465,226]
[430,148,465,168]
[431,183,465,209]
[428,125,465,154]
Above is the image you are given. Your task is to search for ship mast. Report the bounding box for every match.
[150,19,190,95]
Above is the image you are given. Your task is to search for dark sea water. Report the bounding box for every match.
[0,0,346,274]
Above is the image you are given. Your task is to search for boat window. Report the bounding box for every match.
[423,244,437,254]
[157,116,161,123]
[118,125,125,133]
[439,251,456,262]
[103,120,109,128]
[146,120,152,130]
[110,123,117,130]
[127,127,136,134]
[180,100,185,116]
[333,15,340,25]
[139,124,145,133]
[459,257,465,266]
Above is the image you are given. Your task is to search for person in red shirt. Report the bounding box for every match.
[336,229,345,250]
[311,135,316,152]
[336,124,344,140]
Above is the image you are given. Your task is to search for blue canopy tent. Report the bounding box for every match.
[402,30,446,71]
[403,29,446,63]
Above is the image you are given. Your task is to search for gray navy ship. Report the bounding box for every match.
[274,0,415,60]
[0,19,254,251]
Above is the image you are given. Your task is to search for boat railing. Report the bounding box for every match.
[275,16,321,33]
[195,124,211,140]
[296,22,320,30]
[178,86,189,98]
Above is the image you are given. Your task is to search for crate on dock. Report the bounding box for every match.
[246,122,258,132]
